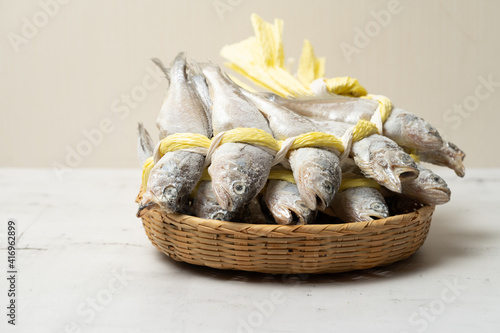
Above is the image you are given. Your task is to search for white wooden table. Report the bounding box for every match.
[1,168,499,333]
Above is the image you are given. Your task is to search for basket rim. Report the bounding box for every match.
[137,190,435,238]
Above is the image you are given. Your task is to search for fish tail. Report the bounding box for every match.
[151,58,170,82]
[137,122,154,165]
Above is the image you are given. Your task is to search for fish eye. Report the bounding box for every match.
[370,202,384,211]
[323,181,335,194]
[163,185,177,199]
[432,176,443,183]
[426,124,438,134]
[232,181,248,195]
[211,212,226,221]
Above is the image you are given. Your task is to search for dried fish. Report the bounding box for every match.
[202,64,274,212]
[331,187,389,222]
[242,90,342,210]
[138,53,209,216]
[383,108,443,151]
[261,92,378,124]
[265,180,315,225]
[311,120,419,192]
[351,134,420,192]
[419,141,466,177]
[400,164,451,205]
[194,181,236,221]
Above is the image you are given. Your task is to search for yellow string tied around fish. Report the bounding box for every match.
[323,77,393,133]
[142,128,345,188]
[351,120,379,142]
[142,156,154,190]
[323,77,367,97]
[339,178,381,192]
[218,128,281,152]
[156,133,212,154]
[408,149,421,163]
[286,132,344,152]
[266,167,382,192]
[267,167,296,183]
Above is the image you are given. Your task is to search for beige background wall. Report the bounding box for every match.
[1,0,499,175]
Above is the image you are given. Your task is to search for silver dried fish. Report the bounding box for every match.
[242,90,342,210]
[419,141,466,177]
[331,187,389,222]
[202,64,273,212]
[138,53,210,216]
[261,92,378,124]
[400,164,451,205]
[383,108,443,151]
[265,180,315,225]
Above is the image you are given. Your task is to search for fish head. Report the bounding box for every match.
[137,153,203,216]
[341,187,389,222]
[369,149,419,192]
[289,148,342,211]
[404,167,451,205]
[446,142,466,177]
[295,163,341,211]
[265,180,315,225]
[401,113,443,150]
[272,196,315,225]
[209,145,270,212]
[194,181,236,221]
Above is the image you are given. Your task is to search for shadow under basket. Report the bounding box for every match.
[136,191,435,274]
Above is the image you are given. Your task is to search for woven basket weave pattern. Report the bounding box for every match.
[137,191,435,274]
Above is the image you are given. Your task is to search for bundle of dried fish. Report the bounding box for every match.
[202,64,274,213]
[242,90,342,210]
[136,14,466,225]
[138,53,211,217]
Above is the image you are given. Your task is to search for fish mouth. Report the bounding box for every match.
[212,184,234,211]
[374,165,402,193]
[425,188,451,205]
[359,210,389,221]
[272,204,311,225]
[298,188,328,211]
[136,201,159,218]
[450,160,466,178]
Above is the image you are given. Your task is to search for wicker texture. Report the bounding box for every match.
[136,191,435,274]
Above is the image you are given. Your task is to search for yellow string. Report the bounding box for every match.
[267,167,296,183]
[219,128,281,152]
[287,132,344,153]
[339,178,381,192]
[323,77,367,97]
[361,94,393,123]
[157,133,211,157]
[352,120,379,142]
[142,156,154,190]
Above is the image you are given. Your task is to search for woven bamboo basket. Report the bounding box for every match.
[136,190,435,274]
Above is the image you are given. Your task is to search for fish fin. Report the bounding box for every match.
[137,122,154,166]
